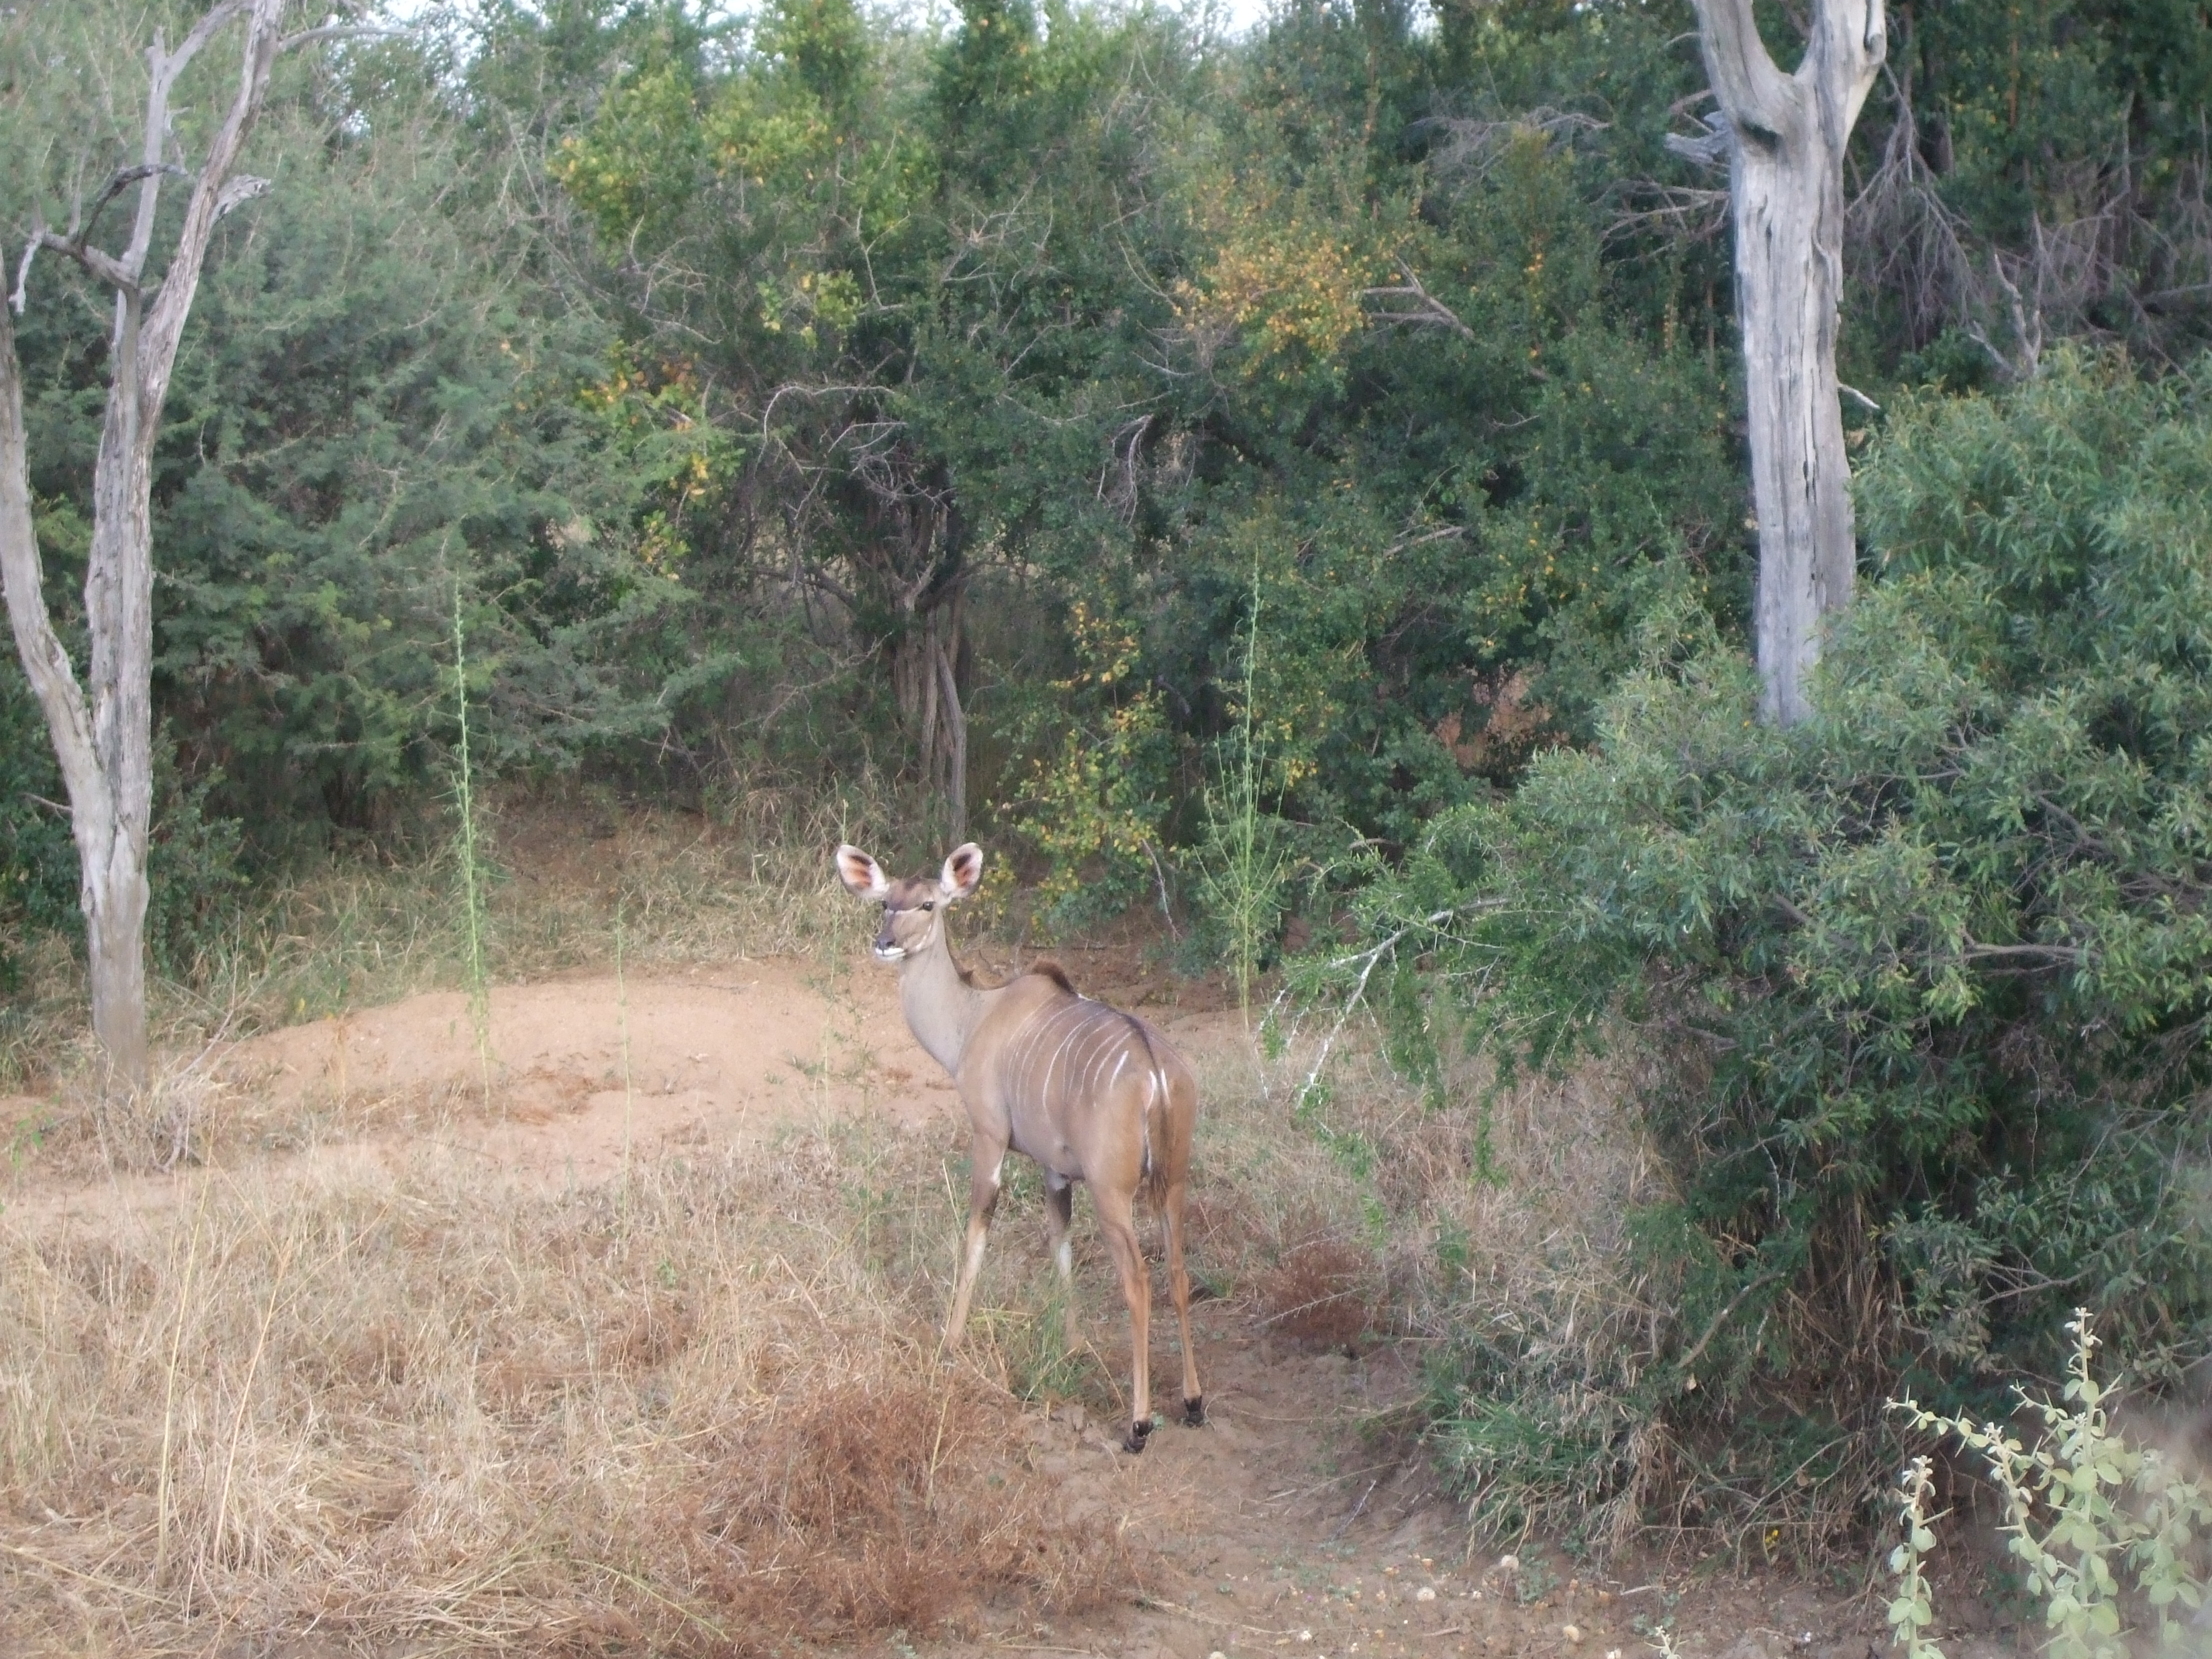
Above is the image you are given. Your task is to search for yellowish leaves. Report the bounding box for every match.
[1052,601,1141,691]
[1177,194,1382,383]
[707,81,834,186]
[756,268,862,348]
[548,64,704,238]
[1010,602,1169,921]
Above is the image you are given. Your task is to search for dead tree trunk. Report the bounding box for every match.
[0,0,297,1092]
[890,585,968,843]
[1670,0,1884,726]
[933,583,968,844]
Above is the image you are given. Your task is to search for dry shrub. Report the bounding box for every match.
[689,1376,1134,1640]
[1188,1004,1665,1554]
[0,1117,1143,1656]
[1254,1234,1378,1348]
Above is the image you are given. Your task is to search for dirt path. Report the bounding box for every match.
[931,1323,1887,1659]
[0,959,1897,1659]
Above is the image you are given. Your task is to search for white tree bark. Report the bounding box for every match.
[1672,0,1884,725]
[0,0,293,1092]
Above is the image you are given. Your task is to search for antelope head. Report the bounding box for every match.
[836,842,983,962]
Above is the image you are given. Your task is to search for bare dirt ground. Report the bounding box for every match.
[0,954,1919,1659]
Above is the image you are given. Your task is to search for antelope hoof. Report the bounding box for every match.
[1184,1393,1206,1427]
[1123,1418,1152,1454]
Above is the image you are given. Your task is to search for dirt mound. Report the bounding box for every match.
[219,960,950,1175]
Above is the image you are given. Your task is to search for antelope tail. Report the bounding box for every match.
[1132,1019,1174,1205]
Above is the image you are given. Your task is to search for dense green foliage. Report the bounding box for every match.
[6,0,2212,1548]
[1380,352,2212,1546]
[9,0,2212,900]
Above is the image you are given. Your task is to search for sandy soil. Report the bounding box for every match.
[0,956,1928,1659]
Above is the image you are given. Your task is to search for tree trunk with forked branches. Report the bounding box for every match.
[1670,0,1885,726]
[0,0,307,1092]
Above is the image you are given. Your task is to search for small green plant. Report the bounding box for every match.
[1891,1311,2212,1659]
[1886,1456,1945,1659]
[1196,557,1291,1022]
[1513,1551,1559,1606]
[450,576,493,1096]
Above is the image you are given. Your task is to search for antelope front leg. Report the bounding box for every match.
[1095,1187,1152,1451]
[942,1139,1007,1354]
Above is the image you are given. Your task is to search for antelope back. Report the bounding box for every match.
[994,991,1166,1123]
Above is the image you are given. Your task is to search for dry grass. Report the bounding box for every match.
[1180,1014,1667,1554]
[1253,1234,1380,1348]
[1,784,889,1178]
[0,795,1693,1646]
[0,1115,1148,1655]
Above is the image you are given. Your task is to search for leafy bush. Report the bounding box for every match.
[1369,351,2212,1547]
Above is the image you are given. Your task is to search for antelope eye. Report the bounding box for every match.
[919,901,936,912]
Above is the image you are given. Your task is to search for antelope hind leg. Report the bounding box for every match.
[1043,1176,1076,1354]
[1095,1189,1152,1451]
[1160,1174,1203,1425]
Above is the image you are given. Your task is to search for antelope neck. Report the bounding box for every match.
[896,923,997,1076]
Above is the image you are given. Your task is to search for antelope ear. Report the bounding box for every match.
[940,843,984,902]
[836,844,890,901]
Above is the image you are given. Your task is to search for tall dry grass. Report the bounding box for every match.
[1184,1015,1667,1553]
[0,1112,1149,1655]
[0,791,1685,1644]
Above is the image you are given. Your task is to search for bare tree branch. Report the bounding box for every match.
[141,0,289,393]
[1687,0,1799,142]
[80,164,183,252]
[281,22,389,53]
[1419,108,1609,191]
[1808,0,1887,134]
[1362,259,1474,338]
[0,292,101,812]
[1666,110,1734,170]
[6,240,32,317]
[124,1,254,285]
[34,229,141,296]
[215,175,274,219]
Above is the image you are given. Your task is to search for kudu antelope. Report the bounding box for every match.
[836,842,1203,1452]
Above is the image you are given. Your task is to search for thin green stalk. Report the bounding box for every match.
[616,898,633,1215]
[451,578,492,1099]
[1229,572,1264,1017]
[1203,555,1287,1025]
